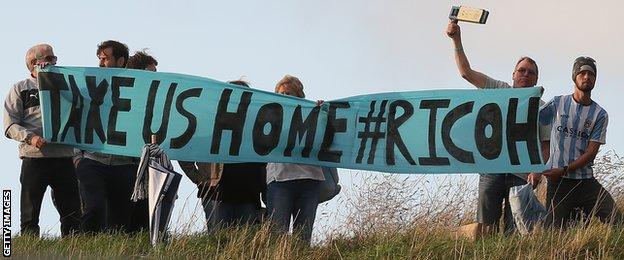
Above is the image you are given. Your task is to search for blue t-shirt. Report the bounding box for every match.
[539,94,608,179]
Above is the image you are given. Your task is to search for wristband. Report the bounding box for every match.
[25,133,34,145]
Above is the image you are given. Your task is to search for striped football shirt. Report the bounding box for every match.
[539,94,608,179]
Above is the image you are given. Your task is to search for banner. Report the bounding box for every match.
[38,66,546,174]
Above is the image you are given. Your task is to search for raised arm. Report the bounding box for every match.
[446,20,489,88]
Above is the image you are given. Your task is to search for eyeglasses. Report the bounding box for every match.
[515,68,537,76]
[37,55,57,63]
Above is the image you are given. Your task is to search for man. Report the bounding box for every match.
[125,50,158,232]
[126,51,158,71]
[446,20,550,233]
[3,44,81,237]
[540,57,622,228]
[74,40,138,233]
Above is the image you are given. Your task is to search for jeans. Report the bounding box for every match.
[20,157,81,237]
[202,200,258,231]
[545,177,622,228]
[76,158,138,233]
[266,179,320,243]
[477,174,526,234]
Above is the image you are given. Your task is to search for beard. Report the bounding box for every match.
[576,83,594,92]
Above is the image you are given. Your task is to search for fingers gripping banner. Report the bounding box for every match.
[38,66,546,174]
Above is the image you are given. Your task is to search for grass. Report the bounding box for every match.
[10,150,624,259]
[12,221,624,259]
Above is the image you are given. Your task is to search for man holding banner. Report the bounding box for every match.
[540,57,622,228]
[3,44,81,237]
[74,40,139,233]
[446,20,550,234]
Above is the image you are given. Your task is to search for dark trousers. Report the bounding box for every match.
[129,200,149,233]
[20,157,81,237]
[76,158,138,233]
[203,200,259,231]
[546,177,622,228]
[267,179,320,243]
[477,174,526,234]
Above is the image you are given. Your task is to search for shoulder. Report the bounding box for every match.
[483,75,511,89]
[592,102,608,119]
[13,78,36,89]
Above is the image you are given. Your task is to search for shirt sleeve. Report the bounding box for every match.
[482,76,511,89]
[538,99,551,141]
[3,84,34,142]
[539,97,557,126]
[590,110,608,144]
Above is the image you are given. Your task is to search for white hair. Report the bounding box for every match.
[25,43,53,72]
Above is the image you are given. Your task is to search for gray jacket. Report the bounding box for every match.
[3,78,73,158]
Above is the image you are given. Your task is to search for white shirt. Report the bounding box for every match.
[266,163,325,184]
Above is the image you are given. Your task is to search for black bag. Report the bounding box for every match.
[318,167,341,203]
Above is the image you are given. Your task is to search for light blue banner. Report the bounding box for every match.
[38,66,545,174]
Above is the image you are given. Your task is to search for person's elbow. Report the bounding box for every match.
[460,72,471,81]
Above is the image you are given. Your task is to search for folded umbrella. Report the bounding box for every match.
[131,144,182,245]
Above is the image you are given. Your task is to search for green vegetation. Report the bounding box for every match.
[11,150,624,259]
[12,221,624,259]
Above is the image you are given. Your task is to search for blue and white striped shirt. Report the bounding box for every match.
[539,94,608,179]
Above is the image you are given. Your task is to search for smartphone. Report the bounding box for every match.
[449,6,489,24]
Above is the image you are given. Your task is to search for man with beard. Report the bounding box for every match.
[74,40,139,233]
[540,56,622,228]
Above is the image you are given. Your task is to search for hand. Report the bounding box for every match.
[316,100,325,106]
[542,168,565,182]
[35,60,53,70]
[446,19,461,40]
[527,173,541,188]
[30,135,47,149]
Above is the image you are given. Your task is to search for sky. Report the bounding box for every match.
[1,0,623,239]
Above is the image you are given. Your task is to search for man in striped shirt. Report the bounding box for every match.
[540,56,622,228]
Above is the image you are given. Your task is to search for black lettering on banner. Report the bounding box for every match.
[142,81,177,144]
[170,88,203,149]
[418,100,451,165]
[386,100,416,165]
[107,76,134,146]
[253,103,284,155]
[442,101,475,163]
[356,100,388,164]
[85,76,108,144]
[284,105,320,157]
[474,103,503,160]
[318,102,350,163]
[37,72,68,142]
[60,76,84,143]
[211,89,252,156]
[506,97,541,165]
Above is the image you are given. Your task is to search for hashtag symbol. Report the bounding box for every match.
[356,100,388,164]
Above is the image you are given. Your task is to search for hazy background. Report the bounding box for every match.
[1,0,622,240]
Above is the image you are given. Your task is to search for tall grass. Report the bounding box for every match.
[12,150,624,259]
